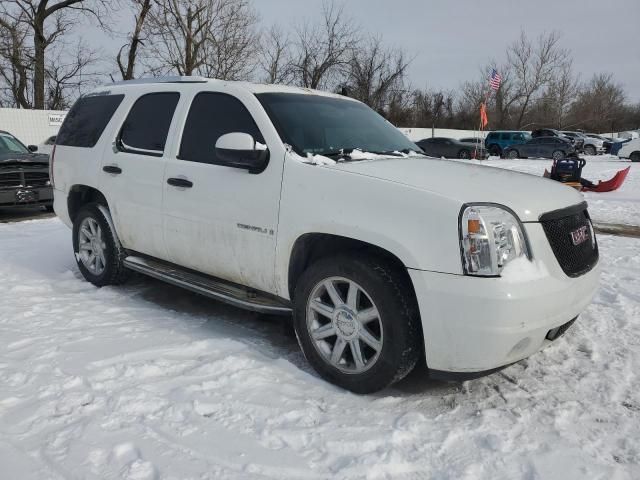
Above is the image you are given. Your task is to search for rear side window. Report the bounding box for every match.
[179,92,264,164]
[57,94,124,148]
[118,92,180,156]
[500,133,512,141]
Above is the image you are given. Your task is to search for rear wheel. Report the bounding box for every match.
[630,151,640,162]
[293,254,421,393]
[457,149,471,159]
[488,144,501,157]
[552,150,565,161]
[72,203,130,287]
[584,145,596,156]
[507,149,519,159]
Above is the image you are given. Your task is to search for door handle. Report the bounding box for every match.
[103,165,122,174]
[167,177,193,188]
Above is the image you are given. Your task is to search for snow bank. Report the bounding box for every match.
[1,219,639,479]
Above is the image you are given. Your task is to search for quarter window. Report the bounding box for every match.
[119,92,180,156]
[179,92,264,164]
[57,94,124,148]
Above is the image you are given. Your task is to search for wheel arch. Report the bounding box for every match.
[287,232,418,304]
[67,184,109,223]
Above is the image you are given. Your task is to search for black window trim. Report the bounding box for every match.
[116,91,181,158]
[176,91,266,166]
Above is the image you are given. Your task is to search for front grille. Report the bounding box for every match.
[0,170,50,189]
[24,171,49,187]
[0,172,22,188]
[540,203,599,277]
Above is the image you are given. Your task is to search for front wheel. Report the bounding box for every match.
[507,149,519,159]
[293,254,422,393]
[630,151,640,162]
[72,203,130,287]
[552,150,565,161]
[584,145,596,156]
[458,149,470,159]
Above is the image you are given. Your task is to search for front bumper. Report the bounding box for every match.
[0,186,52,208]
[409,222,600,374]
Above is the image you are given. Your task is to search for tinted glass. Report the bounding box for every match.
[179,92,264,164]
[119,92,180,154]
[500,133,512,140]
[257,93,418,156]
[0,133,29,154]
[57,94,124,148]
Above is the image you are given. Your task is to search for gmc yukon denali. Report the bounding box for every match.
[51,77,600,393]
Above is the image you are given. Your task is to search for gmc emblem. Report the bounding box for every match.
[570,225,589,246]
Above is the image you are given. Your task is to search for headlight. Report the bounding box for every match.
[459,204,530,276]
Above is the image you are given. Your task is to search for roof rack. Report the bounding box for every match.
[107,76,210,86]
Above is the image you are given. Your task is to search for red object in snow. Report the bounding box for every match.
[544,166,631,193]
[581,166,630,193]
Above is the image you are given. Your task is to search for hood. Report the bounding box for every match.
[325,157,584,222]
[0,152,49,166]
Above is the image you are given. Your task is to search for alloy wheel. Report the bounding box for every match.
[306,276,383,374]
[78,217,107,276]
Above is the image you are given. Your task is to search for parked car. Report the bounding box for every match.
[585,133,613,154]
[52,77,599,393]
[561,131,603,155]
[459,137,483,145]
[38,135,57,156]
[484,131,531,156]
[0,130,53,210]
[503,136,576,160]
[416,137,487,159]
[531,128,584,152]
[616,138,640,162]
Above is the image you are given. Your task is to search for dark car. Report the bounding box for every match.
[416,137,487,159]
[531,128,583,152]
[0,130,53,210]
[503,136,575,160]
[484,131,531,156]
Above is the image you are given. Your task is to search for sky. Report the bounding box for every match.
[82,0,640,102]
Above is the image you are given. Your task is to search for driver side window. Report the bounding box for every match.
[179,92,264,164]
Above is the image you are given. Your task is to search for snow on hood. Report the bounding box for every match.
[324,156,585,222]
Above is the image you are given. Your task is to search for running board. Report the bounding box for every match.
[123,255,292,315]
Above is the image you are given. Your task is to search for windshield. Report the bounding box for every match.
[256,93,419,158]
[0,133,29,155]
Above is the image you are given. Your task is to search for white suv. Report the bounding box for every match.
[51,77,600,393]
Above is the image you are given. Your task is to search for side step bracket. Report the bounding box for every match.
[123,255,292,315]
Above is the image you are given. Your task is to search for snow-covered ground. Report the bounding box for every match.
[1,218,639,479]
[468,155,639,226]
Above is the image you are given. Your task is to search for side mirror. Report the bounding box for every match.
[28,145,38,152]
[215,132,269,174]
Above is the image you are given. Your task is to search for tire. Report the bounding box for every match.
[72,203,130,287]
[457,149,470,159]
[630,151,640,162]
[293,254,422,394]
[552,150,564,161]
[488,144,501,157]
[507,149,519,159]
[584,145,596,156]
[44,205,54,213]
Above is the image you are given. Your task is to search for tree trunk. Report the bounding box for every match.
[33,14,46,109]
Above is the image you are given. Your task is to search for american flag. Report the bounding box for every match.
[489,69,502,91]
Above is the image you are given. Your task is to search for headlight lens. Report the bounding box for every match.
[460,205,530,276]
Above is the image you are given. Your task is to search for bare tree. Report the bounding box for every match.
[568,73,627,132]
[507,30,569,128]
[291,0,359,89]
[1,0,109,109]
[45,40,99,109]
[343,36,410,114]
[258,24,293,84]
[0,13,32,108]
[146,0,258,79]
[117,0,152,80]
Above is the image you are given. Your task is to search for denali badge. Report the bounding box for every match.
[570,225,589,246]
